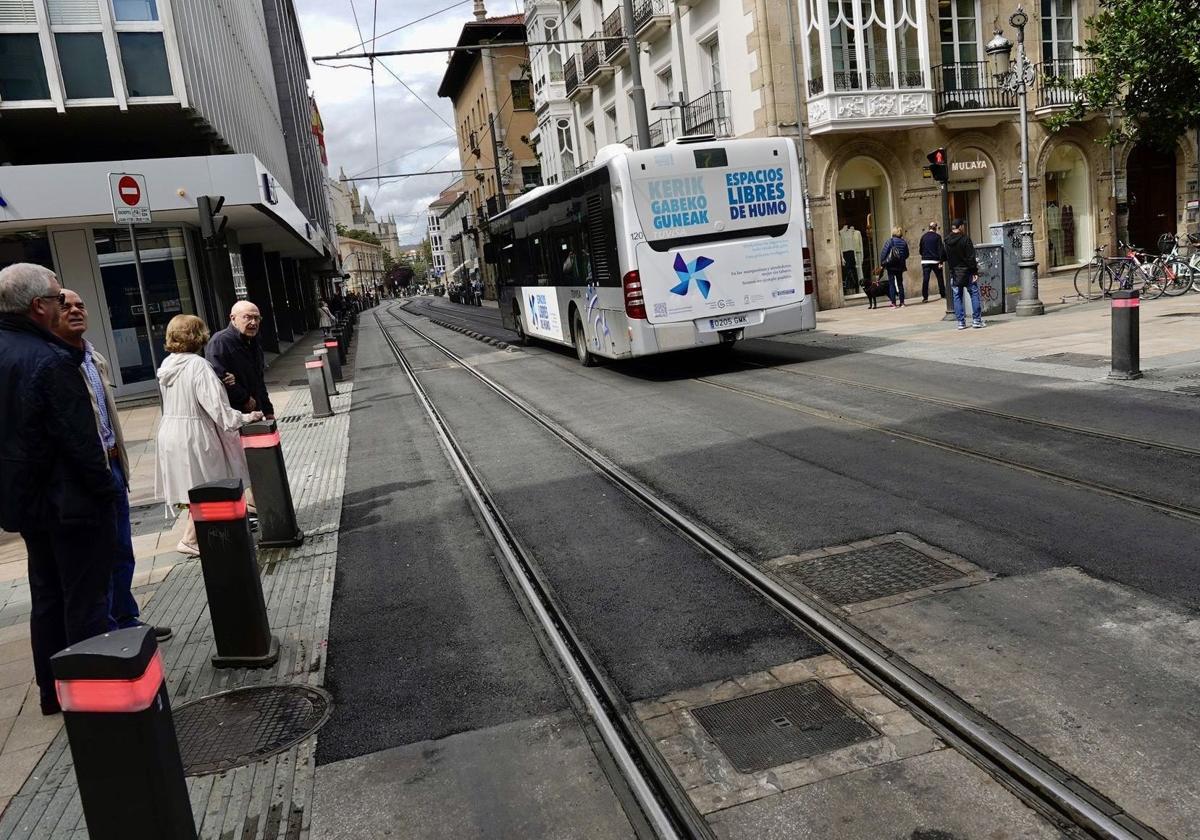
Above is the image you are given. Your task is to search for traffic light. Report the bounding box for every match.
[926,148,949,183]
[197,195,228,246]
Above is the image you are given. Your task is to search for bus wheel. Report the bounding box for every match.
[572,311,597,367]
[513,305,529,346]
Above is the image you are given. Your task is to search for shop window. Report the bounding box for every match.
[0,231,53,271]
[1044,144,1091,268]
[0,33,51,100]
[56,33,113,99]
[118,31,170,96]
[94,228,197,385]
[834,157,893,296]
[112,0,158,21]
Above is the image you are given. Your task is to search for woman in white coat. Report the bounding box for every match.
[156,314,262,555]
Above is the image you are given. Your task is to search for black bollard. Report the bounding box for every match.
[307,357,333,418]
[316,340,342,382]
[330,328,347,366]
[188,479,279,668]
[240,420,303,548]
[312,347,336,396]
[52,626,197,840]
[1109,289,1142,380]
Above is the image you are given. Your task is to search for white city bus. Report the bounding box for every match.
[489,136,816,366]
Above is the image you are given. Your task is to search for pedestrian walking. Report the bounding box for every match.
[52,290,171,640]
[206,300,275,419]
[880,226,910,308]
[156,315,263,556]
[919,222,947,302]
[945,219,985,330]
[318,299,335,337]
[0,264,119,715]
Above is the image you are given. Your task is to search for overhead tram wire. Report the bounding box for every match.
[313,36,613,64]
[334,0,471,56]
[348,135,457,179]
[347,0,381,197]
[376,60,455,131]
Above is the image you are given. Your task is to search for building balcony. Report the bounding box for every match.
[933,61,1016,125]
[644,90,733,147]
[564,55,592,101]
[633,0,671,40]
[581,35,614,83]
[804,69,933,134]
[1036,58,1093,112]
[603,9,628,66]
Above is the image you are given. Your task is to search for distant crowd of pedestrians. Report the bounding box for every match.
[0,263,285,715]
[869,219,985,329]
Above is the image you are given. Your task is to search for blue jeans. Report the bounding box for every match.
[108,461,140,629]
[953,280,983,325]
[886,271,905,304]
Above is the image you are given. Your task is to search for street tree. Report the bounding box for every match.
[1050,0,1200,149]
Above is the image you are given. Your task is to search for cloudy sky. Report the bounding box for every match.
[294,0,521,243]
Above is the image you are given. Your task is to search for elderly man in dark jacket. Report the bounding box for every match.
[0,263,119,715]
[205,300,275,418]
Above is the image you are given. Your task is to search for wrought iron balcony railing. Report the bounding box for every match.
[933,61,1017,112]
[603,8,626,59]
[681,89,733,139]
[564,54,582,97]
[633,0,669,33]
[1037,58,1093,108]
[581,37,603,79]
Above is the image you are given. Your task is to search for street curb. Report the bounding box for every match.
[424,315,520,353]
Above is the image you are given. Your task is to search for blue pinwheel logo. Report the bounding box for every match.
[671,254,714,299]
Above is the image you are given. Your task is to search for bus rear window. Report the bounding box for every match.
[693,148,728,169]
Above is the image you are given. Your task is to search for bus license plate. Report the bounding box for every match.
[697,311,763,332]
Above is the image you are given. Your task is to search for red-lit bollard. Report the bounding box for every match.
[330,328,347,366]
[1109,289,1142,380]
[323,339,343,380]
[312,347,336,397]
[188,479,279,668]
[52,626,197,839]
[306,357,333,418]
[240,420,303,548]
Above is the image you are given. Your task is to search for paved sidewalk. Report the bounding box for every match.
[797,276,1200,392]
[0,329,339,827]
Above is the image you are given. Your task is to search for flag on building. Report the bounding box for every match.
[310,96,328,165]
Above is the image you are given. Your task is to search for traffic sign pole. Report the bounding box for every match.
[128,223,159,375]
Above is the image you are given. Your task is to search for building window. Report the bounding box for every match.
[0,230,53,271]
[805,0,927,94]
[835,157,893,296]
[522,165,542,187]
[1044,143,1090,268]
[938,0,981,92]
[112,0,157,21]
[1040,0,1075,65]
[56,33,113,99]
[702,37,722,91]
[544,18,563,82]
[117,31,170,96]
[656,67,672,101]
[605,106,618,143]
[511,78,532,110]
[583,119,595,160]
[556,117,575,175]
[0,33,51,100]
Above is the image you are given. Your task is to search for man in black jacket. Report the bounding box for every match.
[0,263,119,715]
[918,222,947,302]
[206,300,275,418]
[945,219,985,330]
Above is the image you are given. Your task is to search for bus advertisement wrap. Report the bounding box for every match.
[632,164,792,242]
[521,287,567,341]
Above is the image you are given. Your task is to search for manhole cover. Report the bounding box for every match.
[782,542,963,605]
[174,685,331,775]
[1018,352,1110,368]
[691,682,876,773]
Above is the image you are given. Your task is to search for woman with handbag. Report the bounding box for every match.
[880,227,910,308]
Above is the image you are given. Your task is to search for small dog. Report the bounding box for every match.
[865,273,884,309]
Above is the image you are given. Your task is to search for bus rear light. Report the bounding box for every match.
[802,247,815,296]
[623,270,647,319]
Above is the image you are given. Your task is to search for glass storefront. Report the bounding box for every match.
[835,157,893,296]
[0,230,54,271]
[94,227,197,385]
[1044,144,1092,268]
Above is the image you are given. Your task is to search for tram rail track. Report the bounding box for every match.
[375,304,1166,840]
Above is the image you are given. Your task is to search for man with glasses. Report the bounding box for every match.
[0,264,118,715]
[206,300,275,420]
[53,290,171,643]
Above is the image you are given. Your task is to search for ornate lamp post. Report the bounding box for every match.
[987,8,1045,316]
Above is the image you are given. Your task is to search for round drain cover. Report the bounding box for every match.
[174,685,332,775]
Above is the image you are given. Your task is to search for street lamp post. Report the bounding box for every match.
[987,8,1045,316]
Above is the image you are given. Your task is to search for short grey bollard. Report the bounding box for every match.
[315,341,342,382]
[306,356,333,418]
[1109,289,1142,380]
[240,420,303,548]
[312,347,336,397]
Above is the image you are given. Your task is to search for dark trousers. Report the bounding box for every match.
[886,271,906,304]
[921,263,945,299]
[109,462,140,628]
[23,514,116,706]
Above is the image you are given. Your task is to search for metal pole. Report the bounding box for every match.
[489,112,507,212]
[783,0,818,285]
[623,0,651,148]
[1108,107,1120,252]
[1015,19,1044,316]
[942,183,955,317]
[128,224,160,373]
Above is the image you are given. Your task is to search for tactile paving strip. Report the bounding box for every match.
[691,682,876,774]
[782,542,963,605]
[174,685,332,775]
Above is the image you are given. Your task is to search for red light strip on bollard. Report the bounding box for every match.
[305,360,324,369]
[191,497,247,521]
[324,340,339,348]
[55,650,164,713]
[1112,298,1139,308]
[241,431,282,449]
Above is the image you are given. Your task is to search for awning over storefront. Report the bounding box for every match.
[0,154,329,260]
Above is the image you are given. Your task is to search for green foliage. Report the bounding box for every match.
[1050,0,1200,149]
[337,225,382,246]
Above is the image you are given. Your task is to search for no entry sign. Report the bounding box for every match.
[108,172,152,224]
